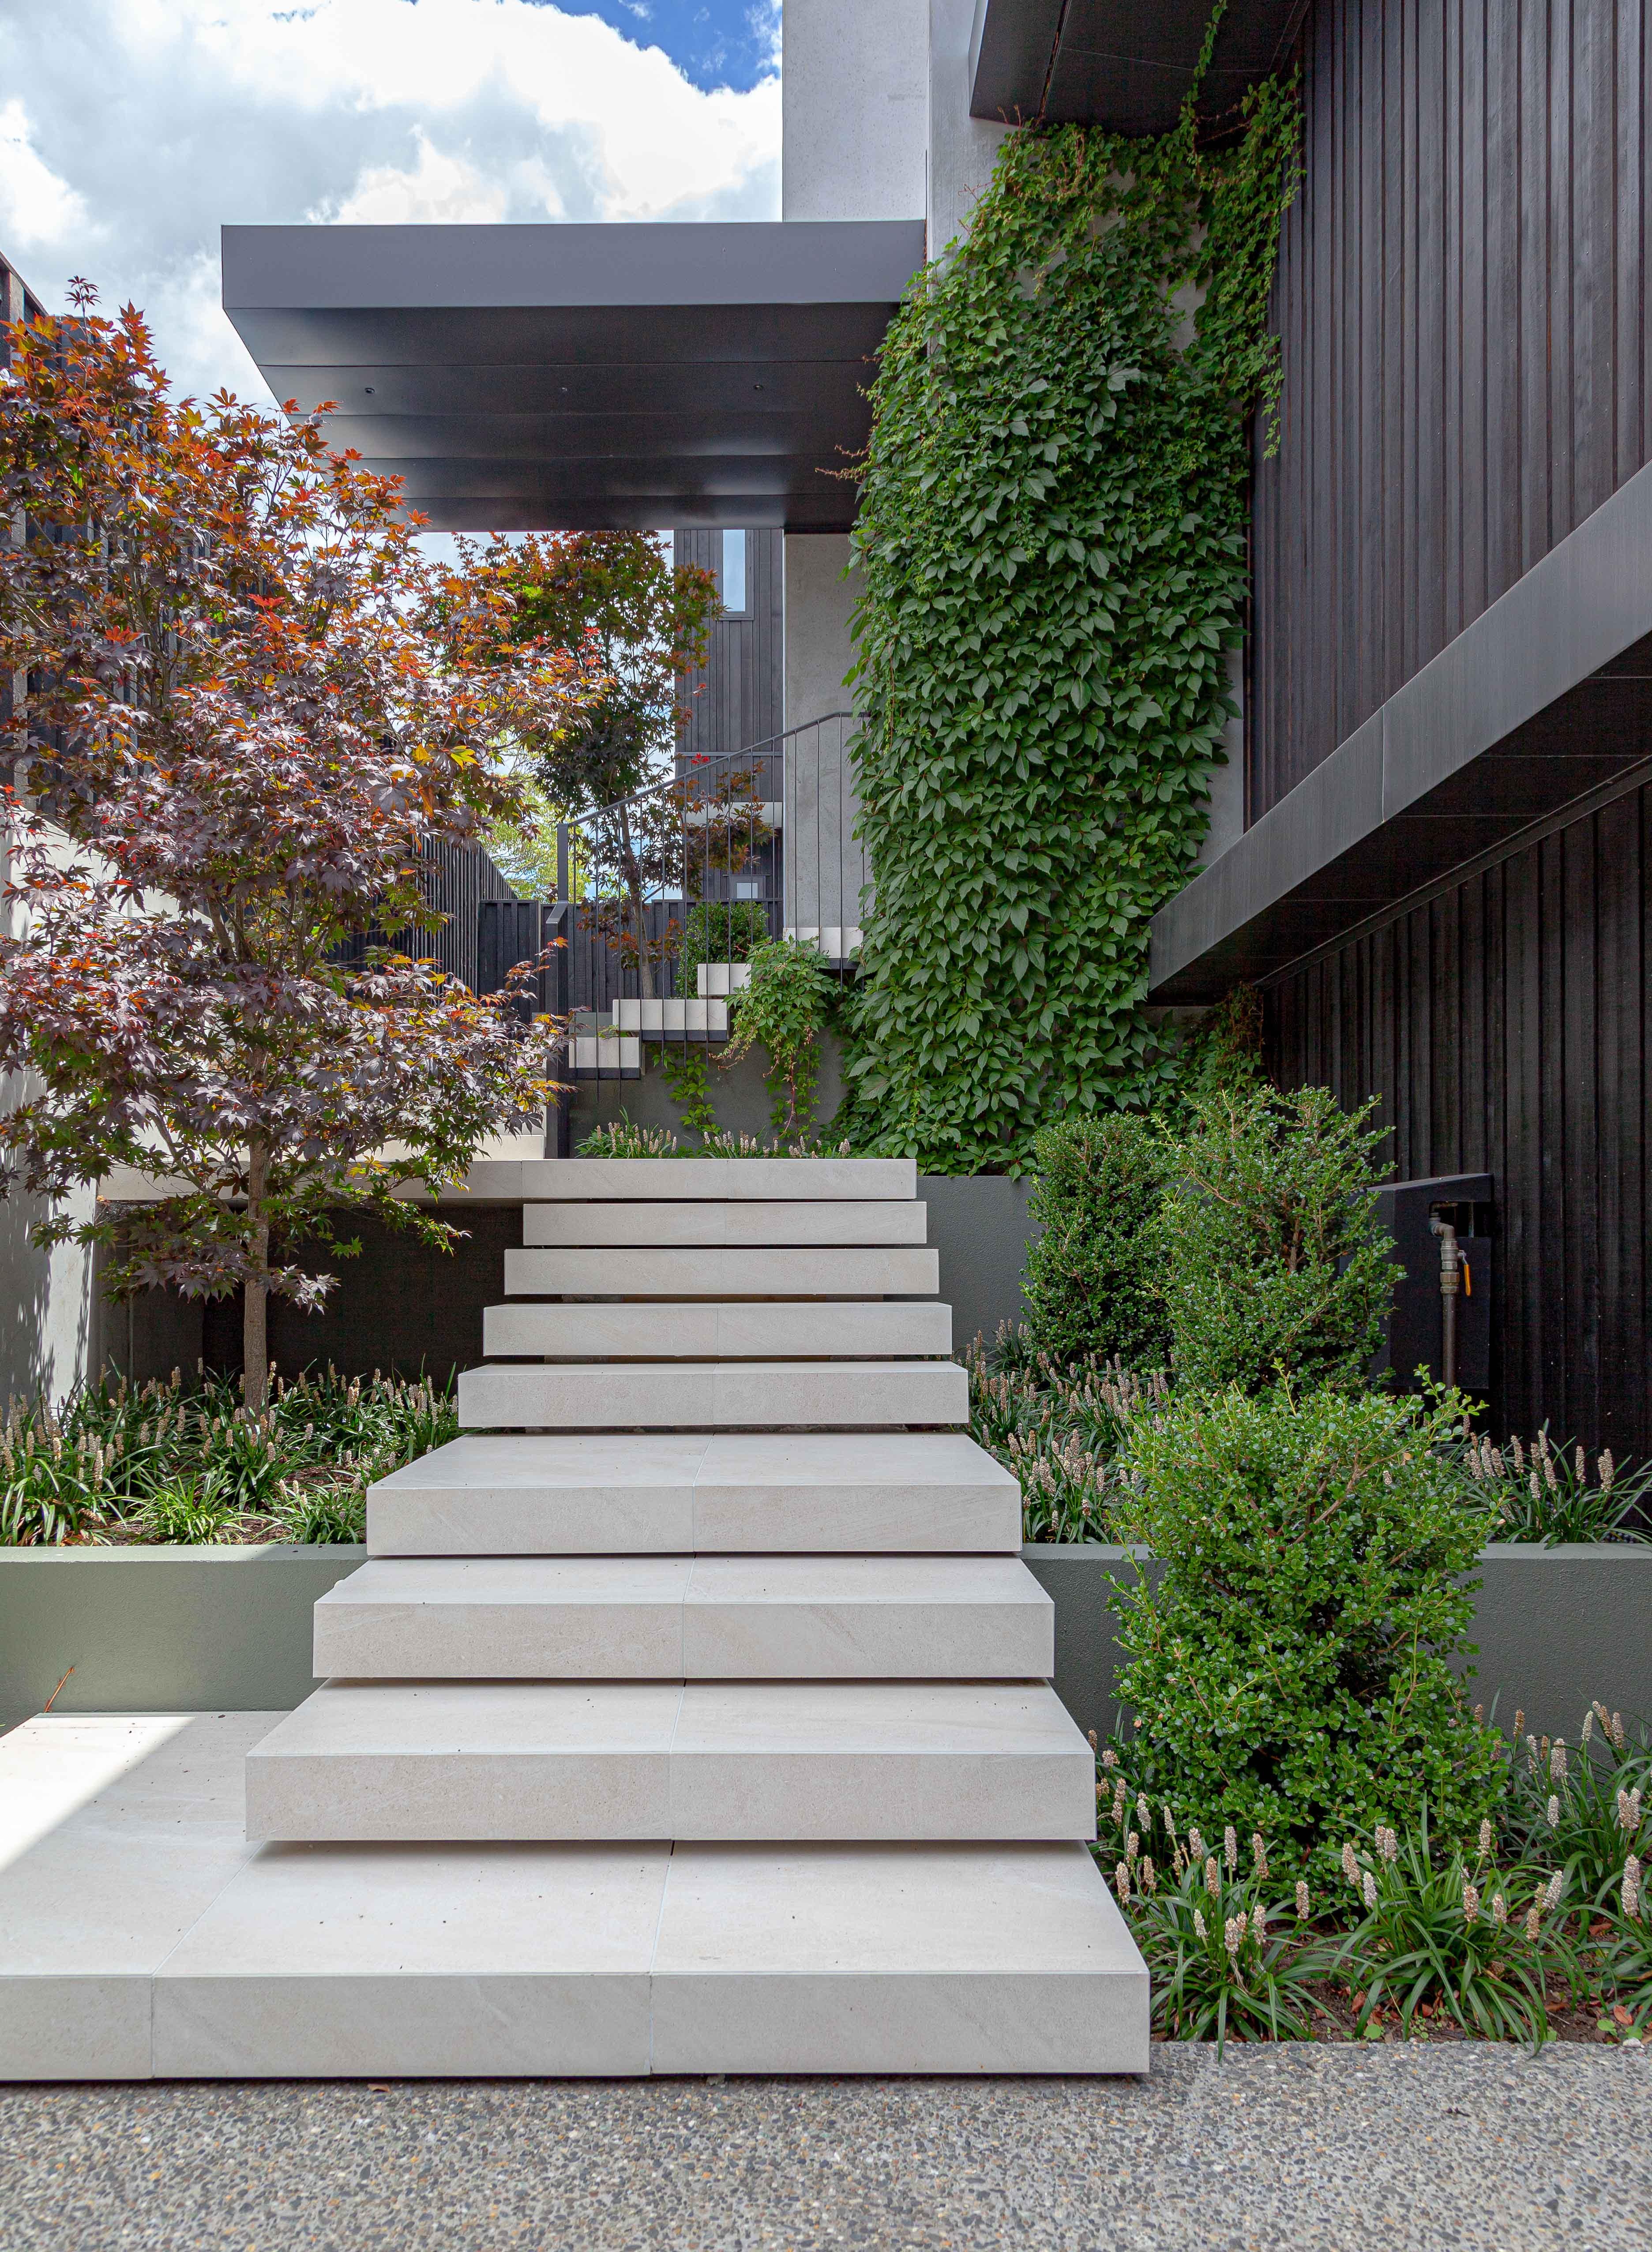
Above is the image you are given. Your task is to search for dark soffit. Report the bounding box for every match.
[220,221,926,532]
[1147,458,1652,1002]
[969,0,1309,133]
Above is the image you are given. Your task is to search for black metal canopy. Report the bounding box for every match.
[969,0,1308,134]
[220,220,925,532]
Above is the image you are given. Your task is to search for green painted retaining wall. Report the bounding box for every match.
[0,1546,364,1729]
[4,1542,1646,1748]
[1021,1543,1652,1748]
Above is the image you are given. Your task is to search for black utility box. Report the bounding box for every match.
[1371,1172,1494,1396]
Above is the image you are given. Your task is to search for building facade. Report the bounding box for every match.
[1147,0,1652,1459]
[218,0,1652,1452]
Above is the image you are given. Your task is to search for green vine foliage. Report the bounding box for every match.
[840,67,1302,1172]
[721,937,839,1137]
[657,1043,720,1140]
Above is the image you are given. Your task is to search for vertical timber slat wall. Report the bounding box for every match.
[1252,0,1652,817]
[1266,780,1652,1461]
[673,529,784,759]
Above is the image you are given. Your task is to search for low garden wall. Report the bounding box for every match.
[0,1546,364,1730]
[1021,1543,1652,1748]
[5,1540,1644,1745]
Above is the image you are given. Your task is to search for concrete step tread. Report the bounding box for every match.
[244,1681,1096,1843]
[366,1432,1022,1556]
[514,1159,917,1202]
[0,1713,1146,2075]
[503,1246,940,1297]
[482,1301,954,1359]
[456,1360,971,1432]
[522,1201,930,1247]
[313,1555,1055,1680]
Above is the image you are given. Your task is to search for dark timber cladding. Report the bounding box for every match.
[219,221,925,532]
[1267,770,1652,1463]
[674,530,784,760]
[1253,0,1652,818]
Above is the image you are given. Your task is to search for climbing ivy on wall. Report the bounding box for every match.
[838,51,1302,1172]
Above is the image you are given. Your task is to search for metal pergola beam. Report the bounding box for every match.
[221,220,926,532]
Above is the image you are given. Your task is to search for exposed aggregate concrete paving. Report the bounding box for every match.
[3,2045,1648,2252]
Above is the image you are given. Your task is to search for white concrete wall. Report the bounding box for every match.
[927,0,1007,255]
[781,0,929,221]
[1,818,104,1404]
[0,1104,100,1409]
[783,535,867,932]
[784,534,859,731]
[1199,649,1247,867]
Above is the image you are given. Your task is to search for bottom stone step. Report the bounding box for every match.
[0,1715,1149,2079]
[244,1679,1097,1843]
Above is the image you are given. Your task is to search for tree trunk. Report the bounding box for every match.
[631,874,656,1001]
[243,1135,270,1410]
[618,809,656,1001]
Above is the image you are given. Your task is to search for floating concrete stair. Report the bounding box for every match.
[483,1300,953,1360]
[364,1432,1024,1554]
[3,1157,1146,2080]
[457,1359,969,1430]
[503,1244,940,1299]
[245,1681,1094,1844]
[509,1157,917,1201]
[522,1199,930,1246]
[695,961,752,997]
[312,1556,1054,1679]
[0,1714,1143,2078]
[611,997,730,1037]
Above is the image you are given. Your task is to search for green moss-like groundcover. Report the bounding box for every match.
[838,52,1301,1171]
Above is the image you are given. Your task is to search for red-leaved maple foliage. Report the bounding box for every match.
[0,285,596,1404]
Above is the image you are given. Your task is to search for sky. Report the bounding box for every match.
[0,0,781,408]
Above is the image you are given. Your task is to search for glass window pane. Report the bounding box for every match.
[722,529,746,614]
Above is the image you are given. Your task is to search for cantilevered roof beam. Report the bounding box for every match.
[969,0,1308,134]
[221,220,925,533]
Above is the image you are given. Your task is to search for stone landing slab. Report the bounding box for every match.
[0,1713,1148,2080]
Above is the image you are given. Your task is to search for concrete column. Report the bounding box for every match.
[927,0,1008,255]
[782,534,867,945]
[778,0,927,954]
[782,0,928,222]
[1199,649,1247,867]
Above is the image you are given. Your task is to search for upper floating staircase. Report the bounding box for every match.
[2,1158,1148,2080]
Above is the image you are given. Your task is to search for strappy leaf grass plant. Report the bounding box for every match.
[1501,1704,1652,1907]
[1330,1813,1573,2047]
[1463,1428,1652,1546]
[0,1366,454,1545]
[1096,1753,1333,2049]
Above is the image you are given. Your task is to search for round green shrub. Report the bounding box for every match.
[1021,1112,1168,1368]
[1159,1082,1398,1395]
[1112,1383,1507,1879]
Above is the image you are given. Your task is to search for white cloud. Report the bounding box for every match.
[0,97,96,255]
[0,0,780,402]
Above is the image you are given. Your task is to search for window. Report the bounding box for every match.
[722,528,747,615]
[734,878,761,900]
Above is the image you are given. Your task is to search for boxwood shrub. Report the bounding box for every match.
[1111,1382,1508,1880]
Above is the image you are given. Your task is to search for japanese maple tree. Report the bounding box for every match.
[0,286,591,1405]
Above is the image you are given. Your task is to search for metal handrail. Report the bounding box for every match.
[553,712,865,1084]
